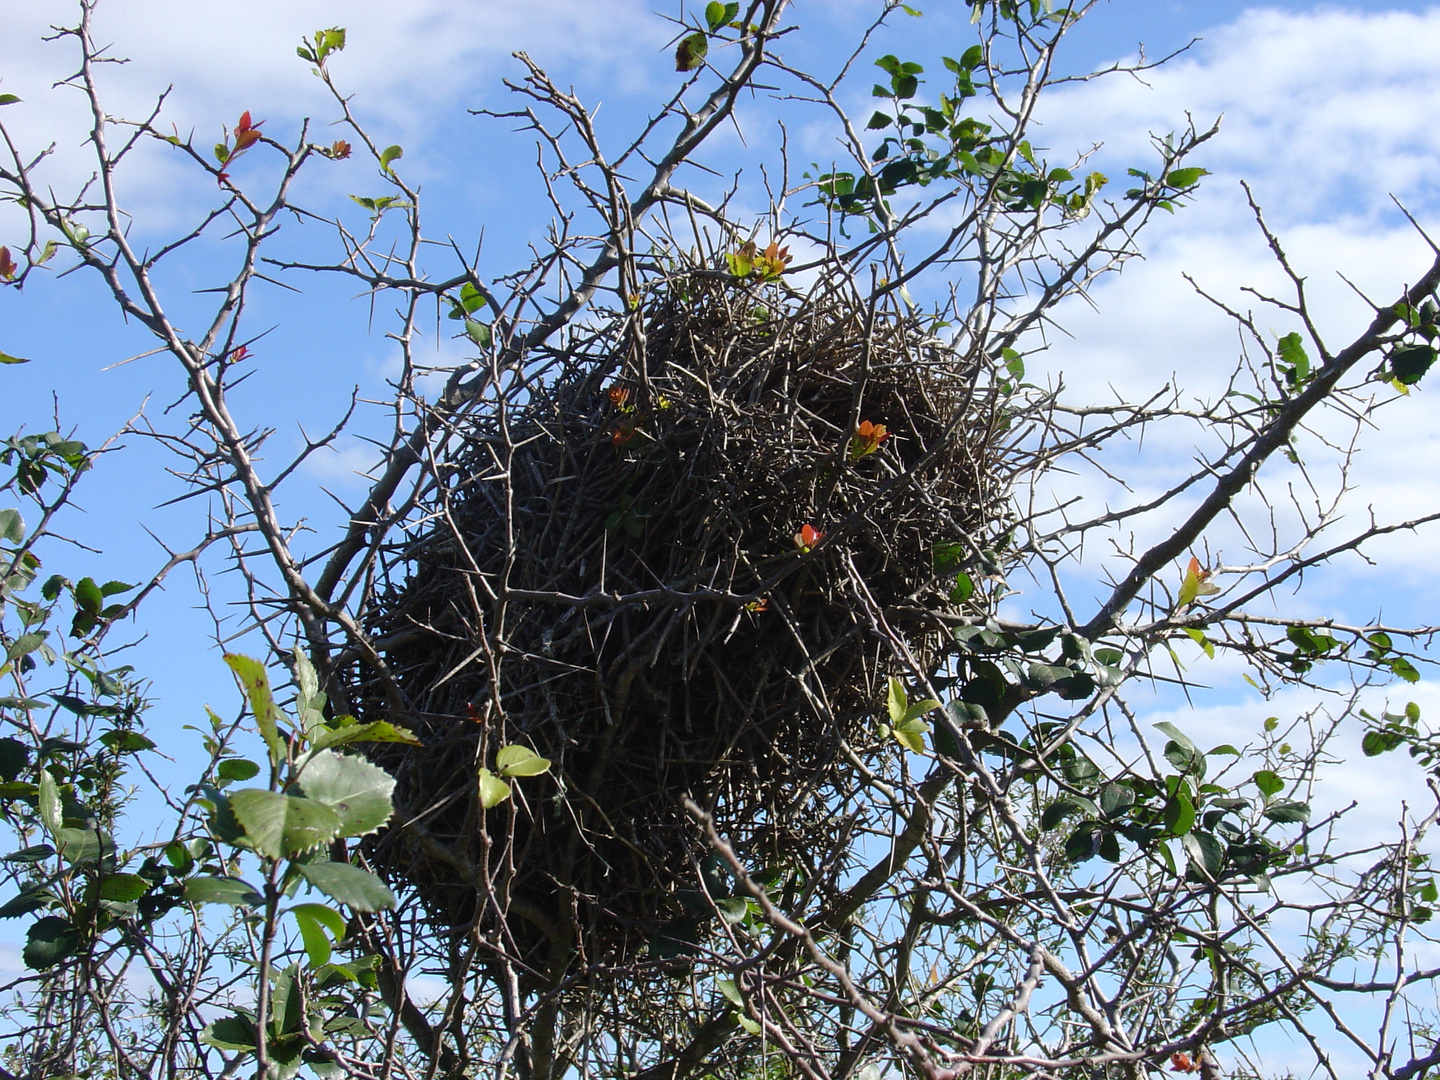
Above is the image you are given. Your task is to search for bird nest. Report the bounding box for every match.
[352,266,1012,977]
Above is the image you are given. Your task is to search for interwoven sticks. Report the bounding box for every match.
[354,266,1009,977]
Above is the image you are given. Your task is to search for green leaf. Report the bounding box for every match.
[717,977,743,1006]
[292,901,346,938]
[224,654,286,766]
[217,758,261,782]
[1389,656,1422,684]
[704,1,728,31]
[0,351,29,365]
[1181,830,1225,879]
[1263,799,1311,824]
[887,676,908,726]
[463,319,492,349]
[310,719,420,752]
[903,698,941,724]
[1042,796,1096,830]
[96,873,148,902]
[292,903,343,968]
[298,750,395,838]
[297,861,396,912]
[1064,823,1099,862]
[379,144,403,174]
[24,916,81,969]
[1164,166,1208,188]
[3,844,54,864]
[1363,729,1402,757]
[1162,786,1196,837]
[675,32,708,72]
[1025,663,1073,689]
[1252,770,1284,799]
[892,718,929,754]
[1277,331,1310,381]
[1099,782,1135,819]
[0,95,21,106]
[202,1012,258,1052]
[292,647,325,736]
[453,281,487,316]
[37,768,60,837]
[55,826,112,867]
[99,729,155,754]
[0,738,26,783]
[0,508,23,544]
[228,789,343,859]
[1392,343,1437,385]
[496,744,553,778]
[1153,721,1196,753]
[1182,627,1215,659]
[0,886,53,918]
[184,876,264,907]
[478,767,511,808]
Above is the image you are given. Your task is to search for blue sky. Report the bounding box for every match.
[3,4,1440,1058]
[1,0,1437,851]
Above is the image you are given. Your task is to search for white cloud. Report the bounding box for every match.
[1004,7,1440,633]
[0,0,670,228]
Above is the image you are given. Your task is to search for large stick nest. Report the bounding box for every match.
[354,267,1011,975]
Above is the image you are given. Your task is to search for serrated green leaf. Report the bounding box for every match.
[24,916,81,969]
[1263,799,1310,824]
[298,750,394,838]
[0,508,23,544]
[201,1013,257,1052]
[297,861,396,912]
[228,789,342,859]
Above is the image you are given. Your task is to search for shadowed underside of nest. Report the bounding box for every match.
[355,269,1010,979]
